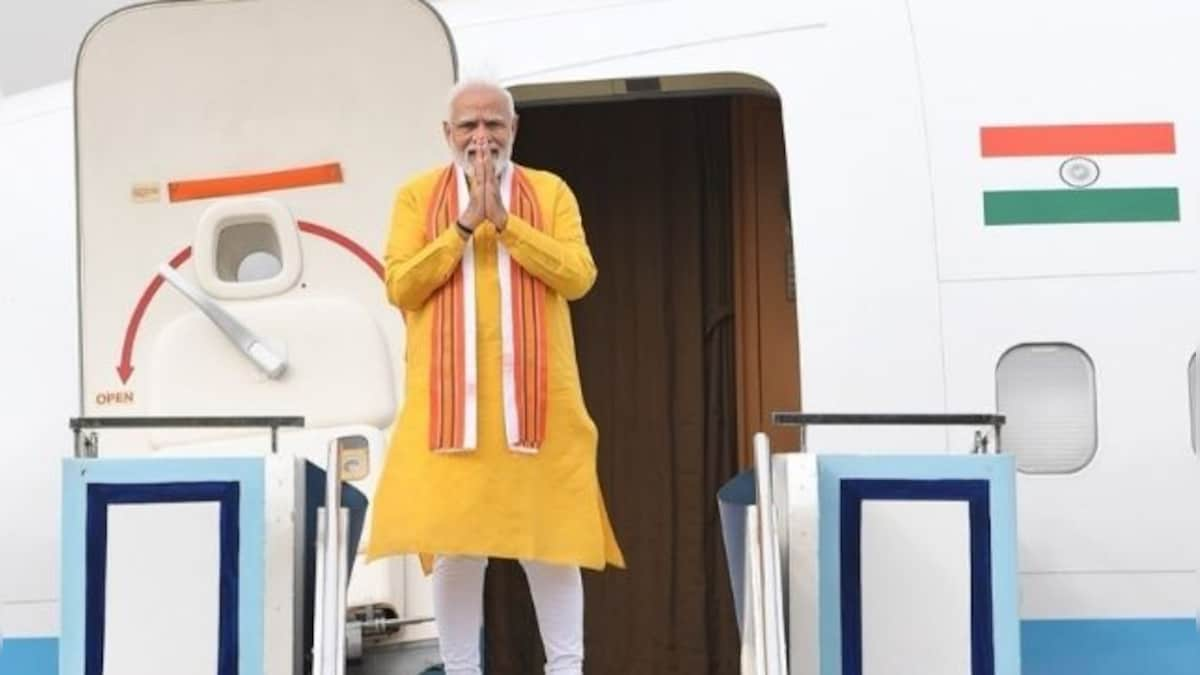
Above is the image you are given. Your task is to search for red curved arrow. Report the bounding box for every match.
[298,221,384,280]
[117,222,383,384]
[118,246,193,383]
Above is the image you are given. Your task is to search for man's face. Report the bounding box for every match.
[443,86,518,176]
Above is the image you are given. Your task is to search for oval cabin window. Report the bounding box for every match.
[996,343,1097,474]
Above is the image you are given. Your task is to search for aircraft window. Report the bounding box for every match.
[1189,353,1200,454]
[237,251,283,282]
[996,343,1097,473]
[215,220,282,283]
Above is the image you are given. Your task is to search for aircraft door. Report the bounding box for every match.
[74,0,456,647]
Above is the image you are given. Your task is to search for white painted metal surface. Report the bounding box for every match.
[0,83,76,641]
[752,434,788,674]
[861,501,971,675]
[314,441,350,675]
[104,502,221,675]
[775,454,820,675]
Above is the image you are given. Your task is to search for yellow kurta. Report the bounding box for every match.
[366,164,625,571]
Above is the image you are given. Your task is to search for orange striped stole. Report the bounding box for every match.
[424,164,549,453]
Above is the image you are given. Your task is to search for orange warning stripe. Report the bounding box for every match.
[168,162,343,202]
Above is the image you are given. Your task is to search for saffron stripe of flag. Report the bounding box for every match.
[980,123,1176,158]
[983,187,1180,225]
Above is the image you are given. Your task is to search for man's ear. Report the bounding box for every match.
[510,114,519,142]
[442,120,452,144]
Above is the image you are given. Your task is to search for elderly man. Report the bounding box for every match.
[366,79,625,675]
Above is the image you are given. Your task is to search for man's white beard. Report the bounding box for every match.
[454,145,511,178]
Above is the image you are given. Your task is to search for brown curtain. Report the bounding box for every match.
[483,97,741,674]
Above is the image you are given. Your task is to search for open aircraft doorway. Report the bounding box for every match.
[470,74,803,674]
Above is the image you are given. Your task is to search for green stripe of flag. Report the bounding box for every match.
[983,187,1180,225]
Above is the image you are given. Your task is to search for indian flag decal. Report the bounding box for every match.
[980,123,1180,225]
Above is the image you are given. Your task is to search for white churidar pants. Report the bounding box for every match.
[432,555,584,675]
